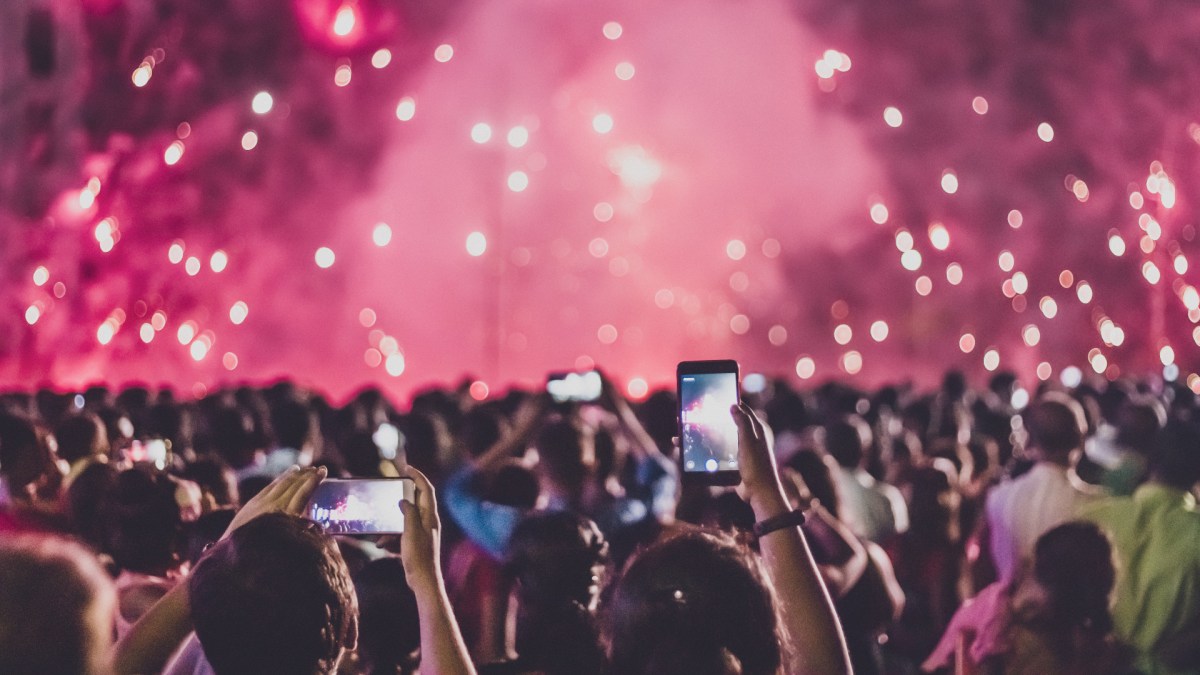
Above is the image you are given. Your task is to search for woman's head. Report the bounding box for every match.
[604,529,781,675]
[102,465,185,575]
[1029,521,1115,635]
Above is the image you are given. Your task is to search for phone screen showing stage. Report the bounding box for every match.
[680,372,740,474]
[308,479,413,535]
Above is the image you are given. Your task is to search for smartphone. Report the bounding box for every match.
[677,360,741,485]
[546,370,603,403]
[129,438,170,471]
[307,478,416,535]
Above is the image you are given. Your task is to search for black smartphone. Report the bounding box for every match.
[307,478,416,535]
[677,359,741,485]
[546,370,603,403]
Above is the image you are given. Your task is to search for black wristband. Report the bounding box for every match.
[752,508,807,538]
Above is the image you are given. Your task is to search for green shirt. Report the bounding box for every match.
[1081,484,1200,675]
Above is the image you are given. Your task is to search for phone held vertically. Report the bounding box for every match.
[307,478,416,535]
[677,360,741,486]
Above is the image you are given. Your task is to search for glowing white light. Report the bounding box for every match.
[1090,351,1108,374]
[190,340,209,361]
[594,202,614,222]
[230,301,249,325]
[959,333,976,353]
[796,356,816,379]
[883,107,903,127]
[1076,281,1093,304]
[507,125,529,147]
[730,315,750,335]
[185,256,201,276]
[627,377,649,399]
[833,324,853,345]
[210,250,228,273]
[168,242,185,264]
[603,21,623,39]
[607,145,662,189]
[972,96,989,114]
[1037,362,1053,381]
[151,311,167,331]
[332,3,356,36]
[223,353,239,370]
[1182,286,1199,310]
[870,203,889,224]
[140,323,154,343]
[434,44,454,62]
[395,97,416,121]
[471,123,493,144]
[385,353,406,376]
[25,305,40,325]
[895,230,914,252]
[334,64,352,87]
[371,49,392,69]
[928,222,950,250]
[507,171,530,192]
[983,349,1000,371]
[132,63,152,87]
[1161,345,1176,366]
[1011,271,1028,295]
[1037,122,1054,142]
[615,62,635,80]
[915,275,933,295]
[589,237,609,257]
[946,263,964,285]
[1039,296,1058,319]
[1022,324,1041,346]
[1008,209,1023,229]
[1142,261,1161,285]
[315,247,336,268]
[372,222,392,247]
[466,231,487,256]
[900,249,922,271]
[97,321,116,345]
[177,322,196,344]
[241,131,258,151]
[164,141,185,166]
[1108,234,1126,256]
[592,113,614,134]
[841,351,863,375]
[252,91,274,114]
[726,239,747,260]
[33,266,49,286]
[597,324,619,344]
[870,320,889,342]
[768,325,788,346]
[1061,366,1083,388]
[941,170,959,194]
[1175,255,1188,275]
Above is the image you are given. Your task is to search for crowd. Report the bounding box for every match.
[0,369,1198,675]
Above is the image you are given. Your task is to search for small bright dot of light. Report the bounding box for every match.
[615,62,635,80]
[1008,210,1023,229]
[471,123,492,144]
[223,353,238,370]
[999,250,1015,272]
[730,315,750,335]
[589,237,609,258]
[139,323,154,343]
[768,325,788,346]
[241,131,258,151]
[833,324,853,345]
[469,381,489,401]
[901,249,922,271]
[164,141,185,166]
[796,356,816,379]
[210,250,228,273]
[726,239,747,260]
[434,44,454,62]
[592,113,614,134]
[466,231,487,256]
[915,275,933,296]
[941,171,959,194]
[97,322,116,346]
[33,266,49,286]
[190,340,209,361]
[959,333,976,353]
[593,202,614,222]
[132,63,152,87]
[315,247,336,268]
[252,91,274,114]
[507,171,530,192]
[229,301,249,325]
[870,203,889,224]
[332,3,356,36]
[359,308,377,327]
[1077,282,1093,304]
[1160,345,1175,366]
[1039,296,1058,318]
[371,49,392,69]
[1037,362,1053,380]
[1108,234,1126,256]
[169,242,184,264]
[25,305,40,325]
[395,97,416,121]
[372,222,392,247]
[602,21,623,40]
[1090,352,1108,374]
[841,351,863,375]
[870,320,889,342]
[895,230,914,252]
[627,378,649,399]
[946,263,964,285]
[386,353,406,376]
[185,257,201,276]
[1022,324,1041,346]
[928,222,950,250]
[334,64,352,87]
[972,96,989,114]
[883,106,903,127]
[598,323,619,344]
[177,322,196,344]
[507,125,529,147]
[983,349,1000,371]
[1037,122,1054,142]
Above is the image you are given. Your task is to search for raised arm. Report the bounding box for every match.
[732,404,852,675]
[111,466,327,675]
[400,466,478,675]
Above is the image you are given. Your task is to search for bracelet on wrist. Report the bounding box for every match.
[751,507,807,538]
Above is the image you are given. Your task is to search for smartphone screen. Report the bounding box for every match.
[678,360,741,484]
[546,370,602,403]
[307,478,415,535]
[129,439,170,471]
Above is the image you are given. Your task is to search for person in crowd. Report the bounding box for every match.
[603,403,852,675]
[0,535,118,675]
[54,410,111,485]
[1079,395,1166,495]
[1080,421,1200,675]
[180,456,240,510]
[0,411,66,530]
[350,557,422,675]
[924,521,1131,674]
[65,459,120,552]
[825,414,909,542]
[983,393,1101,582]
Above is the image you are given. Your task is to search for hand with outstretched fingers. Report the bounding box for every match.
[222,465,327,538]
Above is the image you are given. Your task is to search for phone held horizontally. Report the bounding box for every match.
[677,359,741,486]
[307,477,416,535]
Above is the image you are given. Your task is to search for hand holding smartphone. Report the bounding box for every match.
[677,360,741,486]
[307,478,416,535]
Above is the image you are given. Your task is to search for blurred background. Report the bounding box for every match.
[2,0,1198,401]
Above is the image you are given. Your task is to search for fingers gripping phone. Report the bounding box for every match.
[307,478,416,535]
[677,360,741,486]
